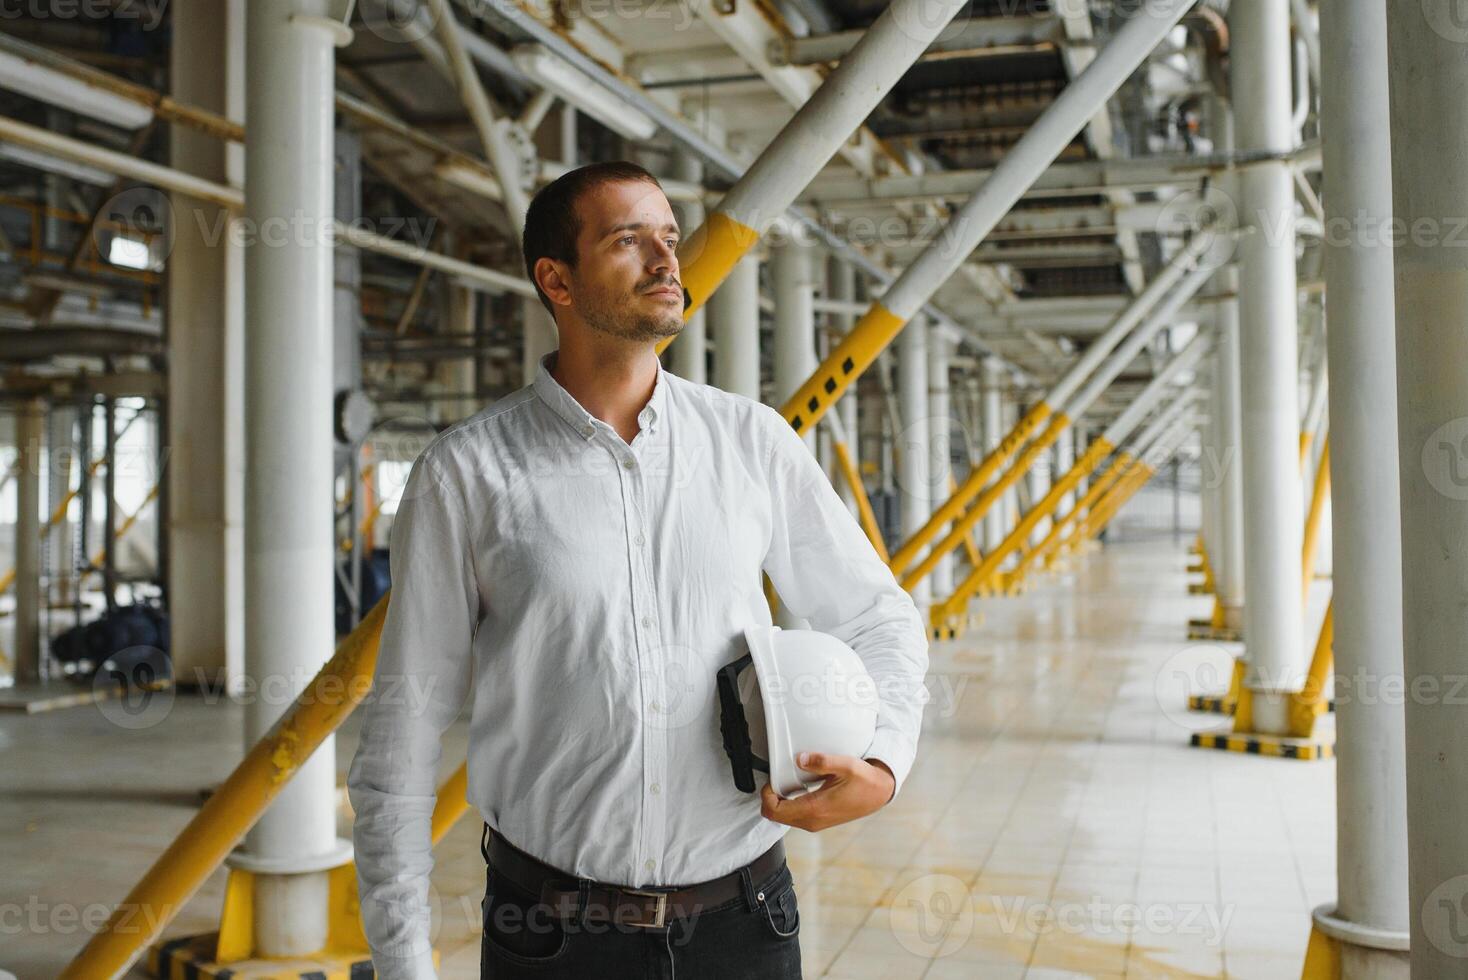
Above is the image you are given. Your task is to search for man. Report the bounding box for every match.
[349,161,929,979]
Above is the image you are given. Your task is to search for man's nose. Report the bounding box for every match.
[647,239,678,276]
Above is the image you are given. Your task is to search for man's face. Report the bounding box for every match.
[561,180,684,343]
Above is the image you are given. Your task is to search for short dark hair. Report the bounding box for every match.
[522,161,664,315]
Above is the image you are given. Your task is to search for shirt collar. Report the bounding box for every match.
[533,350,668,440]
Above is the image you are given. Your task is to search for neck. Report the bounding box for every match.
[550,337,659,443]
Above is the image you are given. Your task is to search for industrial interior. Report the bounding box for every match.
[0,0,1456,977]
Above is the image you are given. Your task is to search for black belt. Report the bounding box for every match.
[482,826,786,930]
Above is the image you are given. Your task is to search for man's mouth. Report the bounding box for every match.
[644,286,683,301]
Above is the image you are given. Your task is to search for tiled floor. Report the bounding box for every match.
[0,539,1337,979]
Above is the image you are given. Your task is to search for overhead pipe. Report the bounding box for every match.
[899,254,1222,591]
[889,226,1222,577]
[771,0,1202,440]
[421,0,531,227]
[661,0,969,320]
[935,328,1216,625]
[469,0,997,353]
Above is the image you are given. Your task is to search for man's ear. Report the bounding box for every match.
[534,257,574,309]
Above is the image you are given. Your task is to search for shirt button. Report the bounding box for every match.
[583,425,594,437]
[623,458,635,470]
[641,616,653,628]
[634,533,646,546]
[650,783,661,795]
[645,859,656,872]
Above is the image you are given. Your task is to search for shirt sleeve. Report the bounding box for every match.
[347,447,479,979]
[757,406,930,797]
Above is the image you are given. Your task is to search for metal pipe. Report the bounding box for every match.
[980,360,1005,553]
[710,254,760,399]
[937,330,1215,621]
[0,112,241,208]
[773,241,818,450]
[927,323,954,596]
[334,221,535,297]
[669,147,708,384]
[1310,0,1408,962]
[900,256,1220,590]
[13,398,42,683]
[666,0,967,320]
[422,0,531,228]
[1025,389,1202,577]
[1231,0,1308,734]
[897,312,931,610]
[888,224,1224,576]
[776,0,1197,439]
[829,254,859,516]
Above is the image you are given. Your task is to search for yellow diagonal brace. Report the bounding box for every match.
[1288,600,1335,738]
[888,401,1054,574]
[778,301,906,437]
[1082,461,1152,543]
[1012,451,1134,584]
[898,411,1072,591]
[61,596,390,979]
[948,473,981,569]
[834,440,889,563]
[655,211,761,356]
[935,437,1114,622]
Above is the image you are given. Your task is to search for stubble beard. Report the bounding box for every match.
[581,289,684,343]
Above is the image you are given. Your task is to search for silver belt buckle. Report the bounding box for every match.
[622,888,668,928]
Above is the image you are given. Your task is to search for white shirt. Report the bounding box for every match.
[348,353,929,977]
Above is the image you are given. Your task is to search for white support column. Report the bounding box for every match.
[1214,268,1247,629]
[773,239,817,449]
[1001,395,1020,553]
[711,253,761,400]
[1027,411,1053,548]
[238,0,353,956]
[898,314,931,610]
[670,147,707,384]
[445,283,478,421]
[168,0,246,693]
[927,322,954,596]
[1055,423,1076,518]
[830,256,860,516]
[1230,0,1307,733]
[981,358,1006,554]
[13,399,44,684]
[1311,0,1409,966]
[1386,2,1464,975]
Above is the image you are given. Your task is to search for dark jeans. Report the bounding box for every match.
[479,854,802,979]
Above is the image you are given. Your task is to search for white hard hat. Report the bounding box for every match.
[716,625,881,798]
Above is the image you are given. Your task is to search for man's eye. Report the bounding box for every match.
[666,239,679,248]
[620,236,636,245]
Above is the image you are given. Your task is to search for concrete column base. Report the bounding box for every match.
[1304,905,1410,980]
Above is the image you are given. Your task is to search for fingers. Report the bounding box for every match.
[796,751,857,777]
[761,779,836,831]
